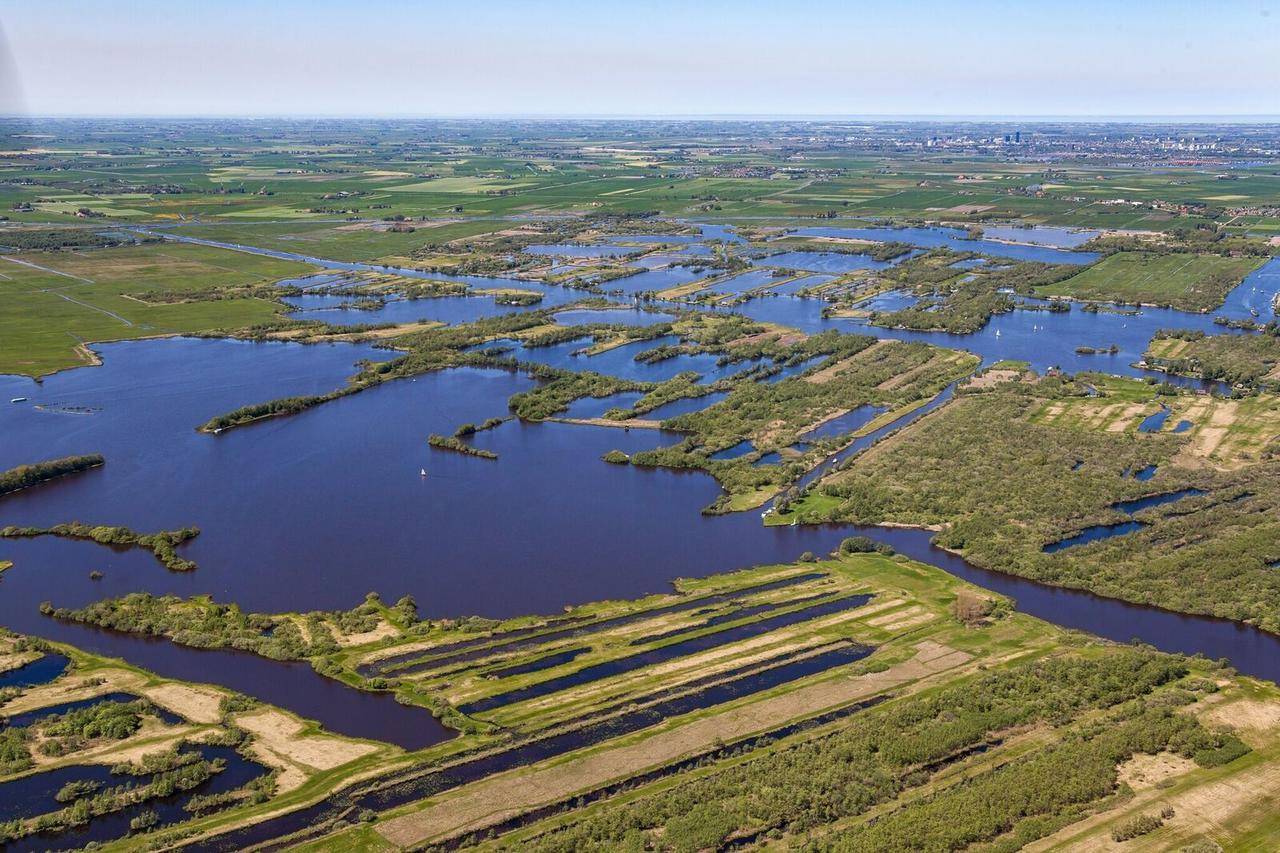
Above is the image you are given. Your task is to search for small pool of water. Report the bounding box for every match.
[800,405,886,440]
[708,440,755,461]
[1138,406,1172,433]
[0,654,71,689]
[1111,488,1205,515]
[1044,521,1148,553]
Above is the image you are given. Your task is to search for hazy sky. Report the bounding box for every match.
[4,0,1278,117]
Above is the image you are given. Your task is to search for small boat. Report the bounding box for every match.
[994,330,1001,338]
[10,397,26,403]
[420,468,428,477]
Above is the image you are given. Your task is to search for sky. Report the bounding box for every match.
[3,0,1278,118]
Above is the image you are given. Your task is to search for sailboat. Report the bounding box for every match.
[420,468,428,478]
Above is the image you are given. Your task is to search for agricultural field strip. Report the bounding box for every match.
[459,595,919,731]
[392,579,841,682]
[360,569,827,676]
[452,592,876,715]
[373,642,974,847]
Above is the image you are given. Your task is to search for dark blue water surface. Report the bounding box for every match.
[757,251,894,274]
[800,405,887,440]
[600,266,706,295]
[0,654,70,689]
[787,224,1099,264]
[1043,521,1148,553]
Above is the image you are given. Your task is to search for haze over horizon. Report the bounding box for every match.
[5,0,1279,119]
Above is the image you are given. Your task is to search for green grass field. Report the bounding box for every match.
[1036,252,1265,311]
[0,242,316,376]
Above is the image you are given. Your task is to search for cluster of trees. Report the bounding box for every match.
[0,726,31,775]
[45,591,419,666]
[1146,327,1280,389]
[509,371,651,420]
[814,382,1280,632]
[428,435,498,459]
[1082,229,1273,258]
[0,454,104,498]
[513,650,1235,853]
[199,393,338,432]
[4,523,199,571]
[454,417,505,437]
[867,255,1077,335]
[0,229,138,252]
[36,699,150,756]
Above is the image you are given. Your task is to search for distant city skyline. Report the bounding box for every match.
[4,0,1278,118]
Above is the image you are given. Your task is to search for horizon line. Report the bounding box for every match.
[5,113,1280,124]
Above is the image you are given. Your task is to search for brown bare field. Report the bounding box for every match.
[875,611,938,632]
[1026,758,1280,852]
[143,683,225,724]
[963,368,1023,390]
[1204,698,1280,745]
[235,708,378,772]
[0,651,41,676]
[335,621,401,648]
[1105,402,1150,432]
[1116,751,1198,791]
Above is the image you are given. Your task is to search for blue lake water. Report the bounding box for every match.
[766,274,837,295]
[800,405,887,440]
[756,251,894,274]
[979,225,1100,248]
[1112,489,1205,515]
[598,266,706,295]
[0,654,71,689]
[1138,406,1172,433]
[526,244,636,258]
[788,224,1099,264]
[857,289,922,312]
[1044,521,1148,553]
[704,268,782,294]
[708,440,756,460]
